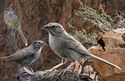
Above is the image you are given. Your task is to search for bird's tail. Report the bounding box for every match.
[0,56,9,64]
[18,29,28,46]
[89,53,121,70]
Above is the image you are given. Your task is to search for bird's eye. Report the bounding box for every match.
[52,26,55,28]
[38,42,41,44]
[33,41,36,45]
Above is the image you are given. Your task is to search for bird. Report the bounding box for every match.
[4,4,28,47]
[42,22,121,71]
[0,40,46,74]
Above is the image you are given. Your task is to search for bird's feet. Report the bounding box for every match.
[23,67,34,75]
[48,67,57,71]
[58,68,68,75]
[45,60,67,72]
[44,66,58,73]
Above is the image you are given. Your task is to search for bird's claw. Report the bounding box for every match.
[45,67,57,72]
[58,69,67,75]
[23,67,34,75]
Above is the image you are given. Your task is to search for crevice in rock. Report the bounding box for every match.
[97,38,106,51]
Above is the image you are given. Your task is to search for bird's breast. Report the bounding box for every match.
[49,35,82,61]
[49,36,63,56]
[35,48,42,58]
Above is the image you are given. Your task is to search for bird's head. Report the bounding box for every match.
[42,23,65,36]
[31,40,46,50]
[6,4,13,12]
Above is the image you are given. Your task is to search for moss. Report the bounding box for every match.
[71,1,125,47]
[76,4,114,32]
[72,29,98,48]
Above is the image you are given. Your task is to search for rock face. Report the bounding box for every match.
[88,32,125,81]
[122,33,125,41]
[0,0,125,81]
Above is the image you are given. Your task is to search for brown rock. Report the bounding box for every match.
[102,31,125,51]
[122,33,125,41]
[88,31,125,80]
[89,47,123,76]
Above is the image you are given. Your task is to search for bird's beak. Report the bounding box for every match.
[43,43,47,46]
[41,42,47,46]
[41,26,45,30]
[42,43,48,48]
[41,24,50,30]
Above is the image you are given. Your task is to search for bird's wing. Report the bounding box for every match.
[8,13,18,27]
[62,34,90,55]
[62,34,121,70]
[8,48,33,62]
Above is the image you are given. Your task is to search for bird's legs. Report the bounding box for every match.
[47,59,67,72]
[23,66,34,75]
[73,60,83,74]
[58,60,83,75]
[57,62,75,75]
[17,64,34,75]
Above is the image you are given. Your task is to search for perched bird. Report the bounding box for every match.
[0,40,46,74]
[4,5,28,47]
[42,23,121,70]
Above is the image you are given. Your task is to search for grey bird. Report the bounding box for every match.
[4,5,28,47]
[0,40,46,74]
[42,23,121,70]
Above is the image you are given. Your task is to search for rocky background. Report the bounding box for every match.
[0,0,125,81]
